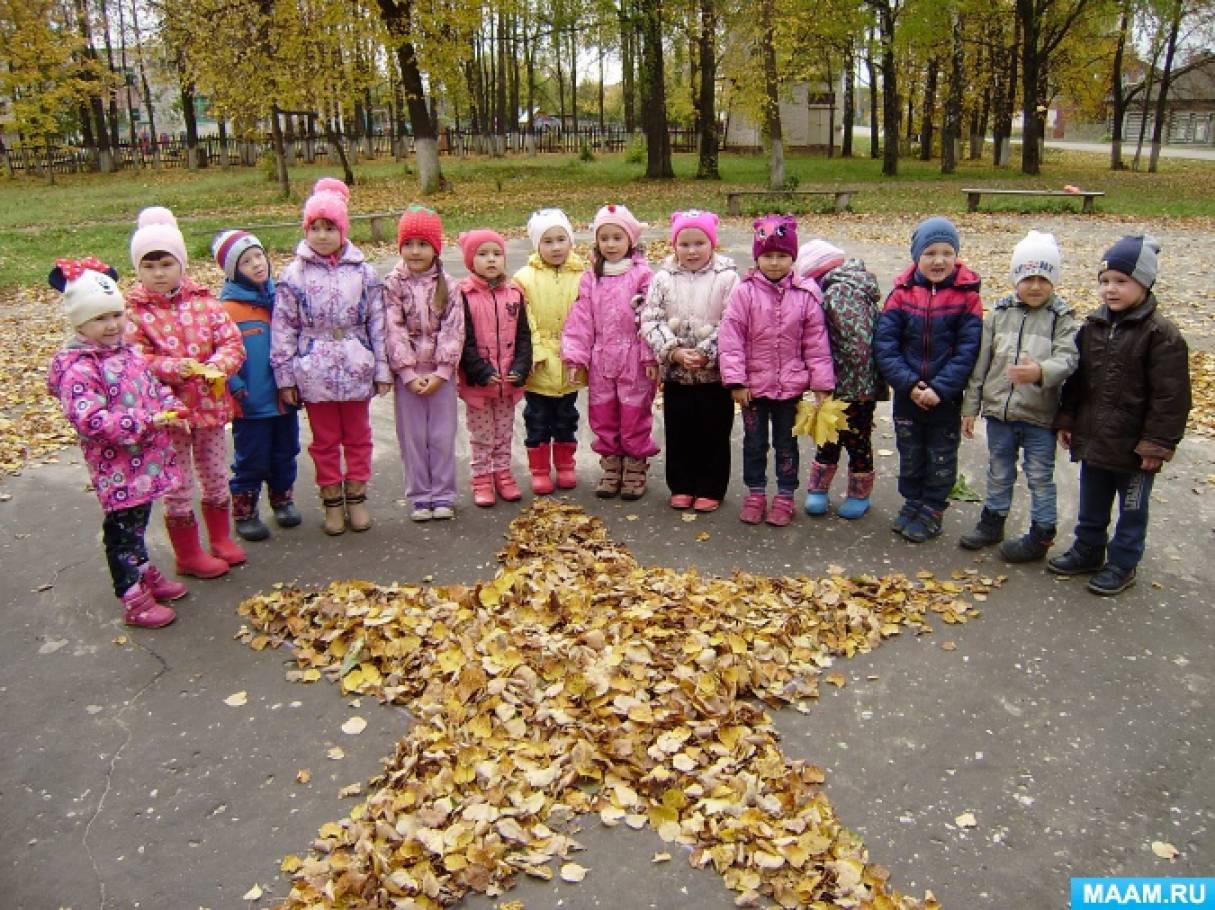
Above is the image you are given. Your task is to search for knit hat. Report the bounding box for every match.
[795,240,847,279]
[458,229,507,272]
[397,204,444,253]
[302,177,351,242]
[592,204,643,247]
[1099,234,1161,288]
[527,208,574,250]
[49,257,124,328]
[751,215,799,261]
[670,209,719,247]
[211,230,264,281]
[1010,230,1061,286]
[910,216,960,261]
[130,206,187,270]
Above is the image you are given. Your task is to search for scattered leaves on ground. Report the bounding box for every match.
[954,812,978,829]
[224,690,249,707]
[237,501,998,909]
[1189,352,1215,438]
[1151,840,1180,860]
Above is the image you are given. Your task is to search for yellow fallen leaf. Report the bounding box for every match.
[241,883,263,900]
[112,635,128,646]
[824,672,847,688]
[560,862,588,882]
[955,812,977,828]
[695,531,710,542]
[1152,840,1180,859]
[295,769,311,784]
[599,806,626,827]
[280,854,302,873]
[223,691,248,707]
[681,513,697,522]
[326,746,345,760]
[653,851,672,863]
[341,716,367,735]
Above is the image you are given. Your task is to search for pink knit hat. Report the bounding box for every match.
[670,209,719,247]
[591,203,643,247]
[130,206,188,270]
[302,177,351,242]
[795,239,847,280]
[397,205,444,254]
[458,229,506,272]
[752,215,799,260]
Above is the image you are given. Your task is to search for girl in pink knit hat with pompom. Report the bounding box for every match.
[270,178,391,535]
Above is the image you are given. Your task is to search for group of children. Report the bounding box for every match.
[45,177,1192,629]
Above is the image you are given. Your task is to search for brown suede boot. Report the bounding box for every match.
[344,480,372,531]
[319,484,346,536]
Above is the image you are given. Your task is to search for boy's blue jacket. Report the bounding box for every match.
[220,277,283,420]
[875,262,983,421]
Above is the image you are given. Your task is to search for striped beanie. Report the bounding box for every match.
[211,230,264,281]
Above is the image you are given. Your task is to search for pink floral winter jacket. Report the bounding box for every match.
[383,262,464,383]
[561,252,655,382]
[47,341,183,512]
[124,278,245,427]
[271,240,389,402]
[718,270,836,401]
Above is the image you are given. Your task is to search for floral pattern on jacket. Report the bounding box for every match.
[124,277,245,427]
[515,250,588,397]
[384,262,465,384]
[270,240,388,403]
[47,341,182,512]
[640,252,739,384]
[817,258,886,402]
[718,270,835,401]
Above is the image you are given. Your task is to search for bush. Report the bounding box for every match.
[259,150,277,182]
[579,141,595,163]
[625,136,646,164]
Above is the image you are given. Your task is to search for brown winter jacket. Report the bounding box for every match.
[1054,296,1191,474]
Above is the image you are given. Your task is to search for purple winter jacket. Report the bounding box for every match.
[562,252,656,381]
[47,340,182,512]
[718,270,836,401]
[383,262,465,383]
[270,240,389,403]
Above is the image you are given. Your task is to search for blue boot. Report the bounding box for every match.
[803,462,836,516]
[837,471,874,520]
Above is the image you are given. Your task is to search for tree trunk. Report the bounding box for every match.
[826,57,836,158]
[570,26,579,133]
[73,0,113,172]
[180,75,200,170]
[920,57,939,161]
[1148,0,1182,173]
[98,0,121,151]
[130,0,159,168]
[556,26,566,127]
[760,0,784,189]
[991,18,1015,166]
[509,14,521,132]
[324,119,356,185]
[376,0,444,193]
[117,0,137,147]
[942,12,964,173]
[842,38,855,157]
[878,3,899,176]
[695,0,719,179]
[866,33,879,159]
[270,104,290,197]
[639,0,673,177]
[1017,0,1042,174]
[599,30,606,132]
[1109,2,1130,170]
[620,0,636,132]
[496,9,508,154]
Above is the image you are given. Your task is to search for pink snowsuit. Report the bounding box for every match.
[718,270,836,400]
[561,252,658,459]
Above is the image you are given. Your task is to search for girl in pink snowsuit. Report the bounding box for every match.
[561,204,658,499]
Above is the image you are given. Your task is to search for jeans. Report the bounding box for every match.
[523,391,580,446]
[984,419,1058,526]
[103,503,152,597]
[894,415,961,513]
[1073,462,1155,571]
[741,397,799,494]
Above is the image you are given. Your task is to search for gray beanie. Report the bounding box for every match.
[1099,234,1160,288]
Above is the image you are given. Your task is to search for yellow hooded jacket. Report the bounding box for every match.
[514,250,588,397]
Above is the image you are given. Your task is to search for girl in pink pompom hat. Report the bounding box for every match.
[270,178,391,535]
[640,209,739,512]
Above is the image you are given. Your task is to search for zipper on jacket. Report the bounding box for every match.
[1001,308,1028,422]
[921,285,935,379]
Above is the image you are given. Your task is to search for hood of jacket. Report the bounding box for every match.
[221,276,276,309]
[524,249,587,274]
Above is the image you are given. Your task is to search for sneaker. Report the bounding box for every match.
[739,492,767,524]
[692,497,721,513]
[891,501,921,535]
[1087,564,1137,596]
[669,494,694,509]
[431,505,455,520]
[410,506,433,522]
[902,508,943,543]
[1047,543,1105,576]
[766,494,795,527]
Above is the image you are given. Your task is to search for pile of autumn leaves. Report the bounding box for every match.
[238,502,998,909]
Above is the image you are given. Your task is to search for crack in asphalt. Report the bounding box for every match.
[80,637,169,910]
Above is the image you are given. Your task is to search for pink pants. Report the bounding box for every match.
[163,425,229,517]
[304,400,373,487]
[465,398,517,476]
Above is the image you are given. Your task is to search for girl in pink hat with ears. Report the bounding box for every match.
[561,203,658,498]
[270,178,391,535]
[457,229,533,507]
[640,209,739,511]
[47,258,188,628]
[384,206,464,522]
[125,206,248,578]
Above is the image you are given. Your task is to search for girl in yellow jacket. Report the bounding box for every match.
[513,209,587,493]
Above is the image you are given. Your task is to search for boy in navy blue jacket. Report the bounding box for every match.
[212,230,301,540]
[875,217,983,542]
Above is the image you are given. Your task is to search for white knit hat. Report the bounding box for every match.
[527,208,574,251]
[1010,230,1061,286]
[49,258,125,328]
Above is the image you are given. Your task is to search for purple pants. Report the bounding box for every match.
[393,375,458,508]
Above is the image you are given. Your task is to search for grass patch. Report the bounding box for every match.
[1,146,1212,287]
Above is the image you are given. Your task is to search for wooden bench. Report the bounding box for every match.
[246,211,398,242]
[726,188,858,216]
[962,187,1105,214]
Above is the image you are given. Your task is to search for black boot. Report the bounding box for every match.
[1047,541,1105,576]
[269,488,302,528]
[232,490,270,541]
[959,507,1006,550]
[1000,523,1055,563]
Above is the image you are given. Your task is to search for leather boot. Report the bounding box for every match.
[595,455,622,498]
[344,480,372,531]
[319,484,347,535]
[620,457,648,500]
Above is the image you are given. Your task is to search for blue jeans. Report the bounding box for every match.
[1073,462,1155,571]
[894,416,960,513]
[984,419,1059,526]
[741,397,799,494]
